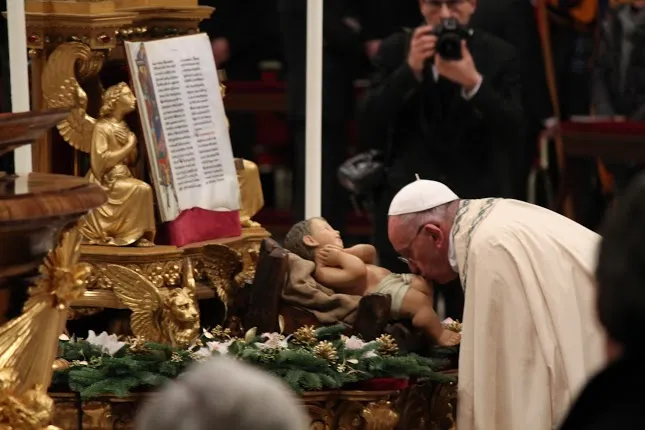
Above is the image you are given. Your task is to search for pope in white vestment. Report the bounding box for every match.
[387,180,606,430]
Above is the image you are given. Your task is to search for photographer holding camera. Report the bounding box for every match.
[357,0,524,278]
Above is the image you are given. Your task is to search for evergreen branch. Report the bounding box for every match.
[52,324,457,399]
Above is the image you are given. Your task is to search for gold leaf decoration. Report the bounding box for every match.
[278,314,285,334]
[244,327,257,343]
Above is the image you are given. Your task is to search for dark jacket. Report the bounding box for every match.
[278,0,366,121]
[471,0,552,125]
[198,0,280,79]
[558,351,645,429]
[358,29,525,199]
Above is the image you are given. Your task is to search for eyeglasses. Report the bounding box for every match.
[423,0,466,9]
[397,225,425,265]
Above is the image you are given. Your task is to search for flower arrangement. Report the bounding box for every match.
[52,324,458,400]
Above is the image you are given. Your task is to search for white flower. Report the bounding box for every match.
[256,332,289,350]
[342,335,377,358]
[342,335,366,350]
[363,350,378,358]
[86,330,126,356]
[202,328,214,339]
[207,339,234,355]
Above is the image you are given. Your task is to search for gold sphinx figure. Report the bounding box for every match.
[43,43,156,247]
[107,259,200,348]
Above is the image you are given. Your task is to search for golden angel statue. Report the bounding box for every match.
[42,43,156,247]
[107,260,200,348]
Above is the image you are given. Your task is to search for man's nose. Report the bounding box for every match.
[438,4,452,18]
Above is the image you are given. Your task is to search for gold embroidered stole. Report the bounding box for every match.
[450,198,500,290]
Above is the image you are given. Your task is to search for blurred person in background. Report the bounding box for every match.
[359,0,423,61]
[136,358,309,430]
[357,0,524,318]
[559,172,645,429]
[362,0,551,202]
[199,0,281,162]
[546,0,606,228]
[470,0,552,200]
[591,0,645,192]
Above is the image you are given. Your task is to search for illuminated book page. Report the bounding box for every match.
[125,33,240,222]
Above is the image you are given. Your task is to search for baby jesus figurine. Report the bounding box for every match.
[284,217,460,346]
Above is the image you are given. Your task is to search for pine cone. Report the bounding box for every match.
[376,334,399,355]
[313,341,339,362]
[293,325,317,346]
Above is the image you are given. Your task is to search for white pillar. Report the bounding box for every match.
[304,0,323,218]
[7,0,32,173]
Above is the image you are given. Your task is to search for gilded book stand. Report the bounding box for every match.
[24,0,270,342]
[0,110,106,429]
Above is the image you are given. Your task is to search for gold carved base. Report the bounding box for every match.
[70,228,269,342]
[51,378,458,430]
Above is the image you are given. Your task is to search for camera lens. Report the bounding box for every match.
[437,34,462,60]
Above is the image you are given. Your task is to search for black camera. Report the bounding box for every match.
[431,18,473,60]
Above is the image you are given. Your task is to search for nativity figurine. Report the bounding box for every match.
[284,217,460,346]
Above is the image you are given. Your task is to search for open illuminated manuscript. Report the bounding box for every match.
[125,34,240,222]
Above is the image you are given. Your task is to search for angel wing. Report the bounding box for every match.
[41,42,103,154]
[201,245,243,310]
[106,264,164,342]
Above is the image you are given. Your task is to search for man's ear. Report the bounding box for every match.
[303,235,318,247]
[423,224,445,246]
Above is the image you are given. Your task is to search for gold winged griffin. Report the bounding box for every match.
[106,259,200,348]
[42,42,156,247]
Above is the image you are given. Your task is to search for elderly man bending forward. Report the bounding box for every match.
[387,180,605,430]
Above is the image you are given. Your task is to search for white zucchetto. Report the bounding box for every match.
[388,179,459,216]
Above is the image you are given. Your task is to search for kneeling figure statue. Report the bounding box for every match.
[52,80,156,247]
[80,83,156,246]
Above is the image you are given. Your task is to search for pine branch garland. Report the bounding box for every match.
[314,324,347,340]
[53,323,457,399]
